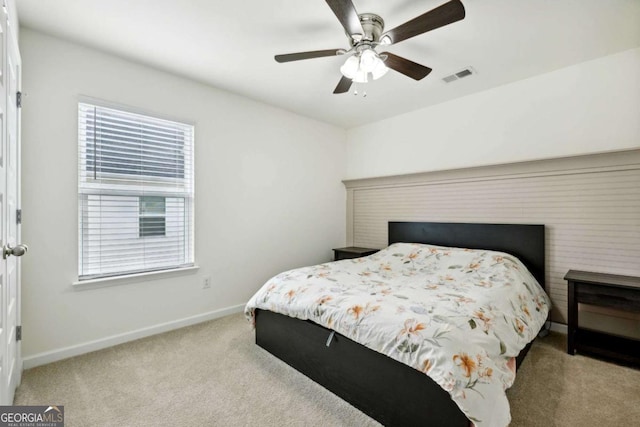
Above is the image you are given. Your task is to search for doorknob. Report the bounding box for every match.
[3,244,28,259]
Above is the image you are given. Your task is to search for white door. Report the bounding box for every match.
[0,2,22,405]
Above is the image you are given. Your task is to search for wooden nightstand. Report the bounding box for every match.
[333,247,378,261]
[565,270,640,366]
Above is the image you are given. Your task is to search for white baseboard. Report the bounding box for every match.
[23,304,245,369]
[22,309,568,369]
[550,321,568,334]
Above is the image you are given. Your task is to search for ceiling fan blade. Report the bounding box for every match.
[381,52,432,80]
[275,49,343,63]
[325,0,364,38]
[333,76,352,94]
[382,0,465,45]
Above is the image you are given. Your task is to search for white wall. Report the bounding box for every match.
[346,48,640,179]
[20,29,346,361]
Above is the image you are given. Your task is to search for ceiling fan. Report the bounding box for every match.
[275,0,466,94]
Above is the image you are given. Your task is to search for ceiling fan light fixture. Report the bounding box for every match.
[340,55,360,79]
[371,59,389,80]
[340,48,388,83]
[352,69,368,84]
[359,48,378,73]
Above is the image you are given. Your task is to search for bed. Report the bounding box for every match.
[246,222,549,426]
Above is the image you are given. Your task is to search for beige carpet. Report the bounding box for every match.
[15,313,640,426]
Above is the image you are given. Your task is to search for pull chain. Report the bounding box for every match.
[352,84,367,97]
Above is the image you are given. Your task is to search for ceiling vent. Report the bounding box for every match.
[442,67,476,83]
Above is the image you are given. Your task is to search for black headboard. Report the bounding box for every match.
[388,222,545,289]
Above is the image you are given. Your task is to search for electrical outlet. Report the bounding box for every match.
[202,276,211,289]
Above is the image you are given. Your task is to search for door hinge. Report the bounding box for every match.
[16,326,21,341]
[16,209,21,224]
[16,91,21,108]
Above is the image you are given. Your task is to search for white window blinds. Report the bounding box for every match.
[78,102,194,280]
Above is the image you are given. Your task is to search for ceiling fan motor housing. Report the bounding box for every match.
[350,13,384,44]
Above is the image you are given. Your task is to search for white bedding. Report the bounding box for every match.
[245,242,550,426]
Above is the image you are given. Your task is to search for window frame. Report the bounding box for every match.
[77,98,195,281]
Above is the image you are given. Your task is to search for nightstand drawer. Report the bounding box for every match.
[576,282,640,311]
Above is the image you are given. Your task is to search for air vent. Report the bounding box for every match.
[442,67,476,83]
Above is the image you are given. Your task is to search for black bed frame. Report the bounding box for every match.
[255,222,546,427]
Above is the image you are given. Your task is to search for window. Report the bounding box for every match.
[139,196,166,238]
[78,102,194,280]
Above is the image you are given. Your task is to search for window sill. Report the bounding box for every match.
[72,265,200,290]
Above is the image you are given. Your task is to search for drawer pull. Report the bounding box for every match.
[326,331,336,347]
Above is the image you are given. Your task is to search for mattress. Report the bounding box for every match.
[245,242,550,426]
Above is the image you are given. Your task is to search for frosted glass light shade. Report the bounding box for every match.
[340,49,389,84]
[359,49,378,73]
[340,56,360,79]
[353,69,368,83]
[371,59,389,80]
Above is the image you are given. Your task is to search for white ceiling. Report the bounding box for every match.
[16,0,640,128]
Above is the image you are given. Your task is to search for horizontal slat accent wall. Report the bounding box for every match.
[344,150,640,328]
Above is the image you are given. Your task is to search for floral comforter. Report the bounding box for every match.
[245,243,550,426]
